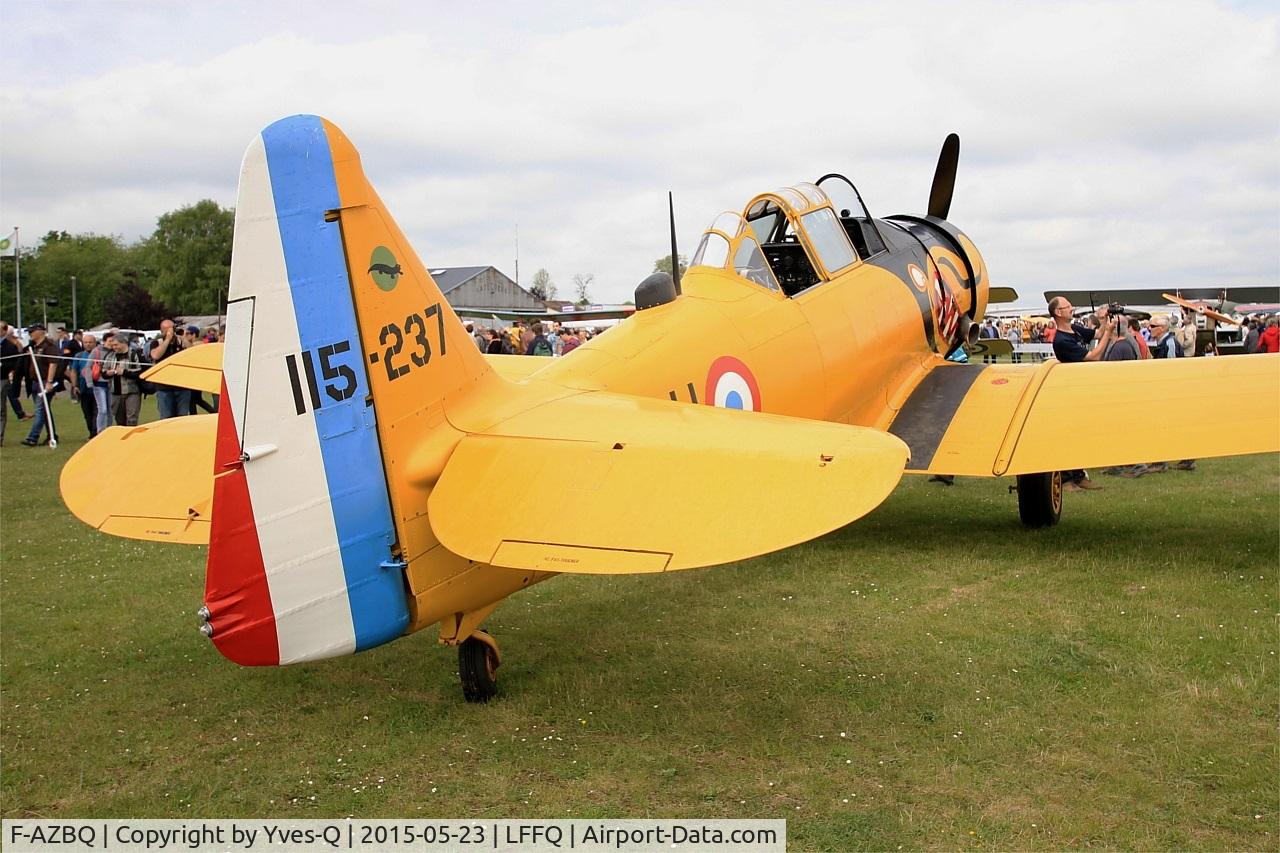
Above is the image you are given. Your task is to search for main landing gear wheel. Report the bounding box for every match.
[1017,471,1062,528]
[458,631,500,703]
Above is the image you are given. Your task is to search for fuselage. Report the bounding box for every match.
[527,181,989,433]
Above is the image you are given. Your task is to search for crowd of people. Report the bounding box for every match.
[0,319,223,447]
[467,319,605,357]
[979,311,1280,358]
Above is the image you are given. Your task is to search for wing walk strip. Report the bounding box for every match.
[888,363,985,470]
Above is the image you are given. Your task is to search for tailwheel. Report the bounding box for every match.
[1016,471,1062,528]
[458,630,501,703]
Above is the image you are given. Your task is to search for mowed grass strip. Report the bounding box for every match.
[1,397,1276,851]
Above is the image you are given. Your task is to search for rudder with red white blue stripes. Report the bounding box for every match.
[204,116,410,665]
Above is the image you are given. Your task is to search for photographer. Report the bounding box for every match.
[1048,297,1120,491]
[151,318,190,419]
[1049,297,1117,363]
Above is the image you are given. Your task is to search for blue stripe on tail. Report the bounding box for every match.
[261,115,409,652]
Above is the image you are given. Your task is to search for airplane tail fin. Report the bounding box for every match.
[206,115,490,666]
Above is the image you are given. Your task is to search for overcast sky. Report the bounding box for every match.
[1,0,1277,306]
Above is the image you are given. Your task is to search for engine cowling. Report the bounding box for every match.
[885,214,989,353]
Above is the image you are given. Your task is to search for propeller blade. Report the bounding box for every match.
[669,191,681,294]
[927,133,960,220]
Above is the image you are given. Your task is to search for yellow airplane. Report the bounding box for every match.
[60,116,1280,701]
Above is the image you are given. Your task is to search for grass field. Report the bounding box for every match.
[2,396,1277,850]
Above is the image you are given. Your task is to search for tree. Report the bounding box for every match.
[2,231,132,328]
[141,199,234,314]
[572,272,594,307]
[529,268,552,302]
[654,254,688,279]
[103,278,177,330]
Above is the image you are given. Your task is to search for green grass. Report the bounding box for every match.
[2,397,1277,851]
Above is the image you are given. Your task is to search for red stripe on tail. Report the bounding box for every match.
[205,377,280,666]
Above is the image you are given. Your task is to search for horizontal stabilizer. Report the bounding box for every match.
[431,392,909,574]
[987,286,1019,304]
[892,355,1280,476]
[59,415,216,545]
[141,343,224,395]
[968,339,1013,358]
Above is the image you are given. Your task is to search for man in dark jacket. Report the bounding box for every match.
[21,324,62,446]
[0,322,30,445]
[1,324,28,411]
[1050,298,1116,363]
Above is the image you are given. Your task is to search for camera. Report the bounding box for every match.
[1106,302,1128,317]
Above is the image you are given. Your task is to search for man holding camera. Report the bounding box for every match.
[1048,296,1120,490]
[151,318,190,419]
[1049,297,1117,363]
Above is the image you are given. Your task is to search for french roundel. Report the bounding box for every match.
[705,356,762,412]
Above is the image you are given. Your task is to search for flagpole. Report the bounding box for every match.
[14,227,21,329]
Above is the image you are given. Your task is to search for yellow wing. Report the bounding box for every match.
[430,391,909,574]
[141,343,224,395]
[890,354,1280,476]
[59,415,217,544]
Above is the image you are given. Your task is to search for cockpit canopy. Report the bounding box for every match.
[689,179,884,297]
[689,210,781,293]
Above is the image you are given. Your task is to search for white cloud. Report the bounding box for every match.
[1,0,1277,306]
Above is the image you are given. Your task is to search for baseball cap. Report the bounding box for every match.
[27,323,46,332]
[185,325,200,335]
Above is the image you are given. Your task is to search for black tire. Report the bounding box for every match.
[1017,471,1062,528]
[458,634,499,703]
